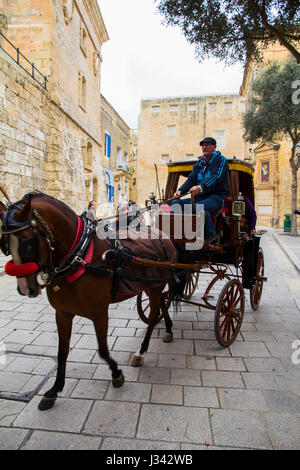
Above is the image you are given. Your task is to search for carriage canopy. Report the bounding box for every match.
[164,158,255,204]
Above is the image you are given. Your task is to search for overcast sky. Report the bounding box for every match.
[98,0,245,129]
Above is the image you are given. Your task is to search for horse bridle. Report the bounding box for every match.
[0,203,56,279]
[0,202,96,286]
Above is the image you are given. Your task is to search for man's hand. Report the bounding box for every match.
[190,186,202,196]
[173,190,181,197]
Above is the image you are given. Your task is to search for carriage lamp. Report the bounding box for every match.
[232,193,246,217]
[145,192,157,209]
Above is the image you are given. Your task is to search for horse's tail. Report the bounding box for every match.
[169,270,188,312]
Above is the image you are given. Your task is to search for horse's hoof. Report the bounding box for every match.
[163,332,173,343]
[38,396,56,411]
[112,371,125,388]
[131,355,144,367]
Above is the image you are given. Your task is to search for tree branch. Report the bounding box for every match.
[248,0,300,63]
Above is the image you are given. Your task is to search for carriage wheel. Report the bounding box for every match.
[137,283,171,325]
[214,279,245,347]
[250,248,264,311]
[182,271,199,299]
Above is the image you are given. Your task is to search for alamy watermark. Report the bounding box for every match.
[96,203,205,250]
[292,80,300,105]
[291,339,300,365]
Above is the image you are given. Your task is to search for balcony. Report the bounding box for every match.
[116,163,134,174]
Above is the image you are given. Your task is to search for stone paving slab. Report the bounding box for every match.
[0,233,300,450]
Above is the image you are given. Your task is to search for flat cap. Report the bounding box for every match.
[199,137,217,146]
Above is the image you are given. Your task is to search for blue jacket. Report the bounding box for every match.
[178,152,229,200]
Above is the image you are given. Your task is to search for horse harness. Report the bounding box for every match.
[1,203,187,299]
[0,203,112,286]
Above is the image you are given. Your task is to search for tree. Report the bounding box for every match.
[243,59,300,235]
[155,0,300,64]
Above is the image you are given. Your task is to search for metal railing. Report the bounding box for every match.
[0,31,48,90]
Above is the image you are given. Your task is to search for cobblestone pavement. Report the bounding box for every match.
[0,231,300,450]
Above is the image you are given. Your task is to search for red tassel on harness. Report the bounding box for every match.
[5,259,39,277]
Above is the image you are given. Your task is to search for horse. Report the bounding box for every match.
[0,191,176,411]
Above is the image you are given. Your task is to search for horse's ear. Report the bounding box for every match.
[13,201,32,222]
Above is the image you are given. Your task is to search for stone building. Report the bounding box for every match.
[136,94,247,206]
[0,0,113,216]
[100,94,133,215]
[240,42,300,228]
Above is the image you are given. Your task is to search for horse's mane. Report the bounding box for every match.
[16,191,77,217]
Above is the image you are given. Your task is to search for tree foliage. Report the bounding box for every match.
[155,0,300,64]
[243,59,300,143]
[243,59,300,234]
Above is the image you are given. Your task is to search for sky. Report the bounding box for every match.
[98,0,245,129]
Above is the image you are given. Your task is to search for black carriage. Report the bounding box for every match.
[137,158,266,347]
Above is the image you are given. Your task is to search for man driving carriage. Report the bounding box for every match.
[172,136,229,243]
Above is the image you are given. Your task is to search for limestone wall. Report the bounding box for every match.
[0,48,105,215]
[0,50,48,202]
[136,94,247,206]
[0,0,109,216]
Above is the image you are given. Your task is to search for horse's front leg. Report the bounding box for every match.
[132,286,164,367]
[93,308,125,388]
[38,310,74,410]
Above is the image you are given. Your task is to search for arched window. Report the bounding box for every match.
[87,141,93,168]
[81,138,87,167]
[81,138,92,171]
[86,176,98,205]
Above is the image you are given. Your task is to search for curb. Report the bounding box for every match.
[271,230,300,274]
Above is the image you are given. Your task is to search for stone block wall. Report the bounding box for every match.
[0,48,105,215]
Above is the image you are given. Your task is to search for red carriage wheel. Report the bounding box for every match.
[137,283,171,324]
[182,271,199,299]
[214,279,245,347]
[250,248,264,311]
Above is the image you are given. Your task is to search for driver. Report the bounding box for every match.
[173,137,229,243]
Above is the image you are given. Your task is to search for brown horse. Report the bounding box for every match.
[0,192,175,411]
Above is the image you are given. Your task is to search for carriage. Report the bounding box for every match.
[137,157,266,347]
[0,157,266,410]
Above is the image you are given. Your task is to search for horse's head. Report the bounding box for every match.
[0,193,66,298]
[0,197,42,297]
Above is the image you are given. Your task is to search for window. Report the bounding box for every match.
[151,105,160,114]
[86,141,93,167]
[78,72,86,110]
[169,105,178,113]
[124,152,128,165]
[80,23,87,56]
[105,132,111,157]
[105,171,114,203]
[116,147,122,166]
[188,103,197,112]
[224,102,233,109]
[81,138,92,171]
[167,125,176,137]
[213,130,225,150]
[161,154,170,163]
[208,102,216,110]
